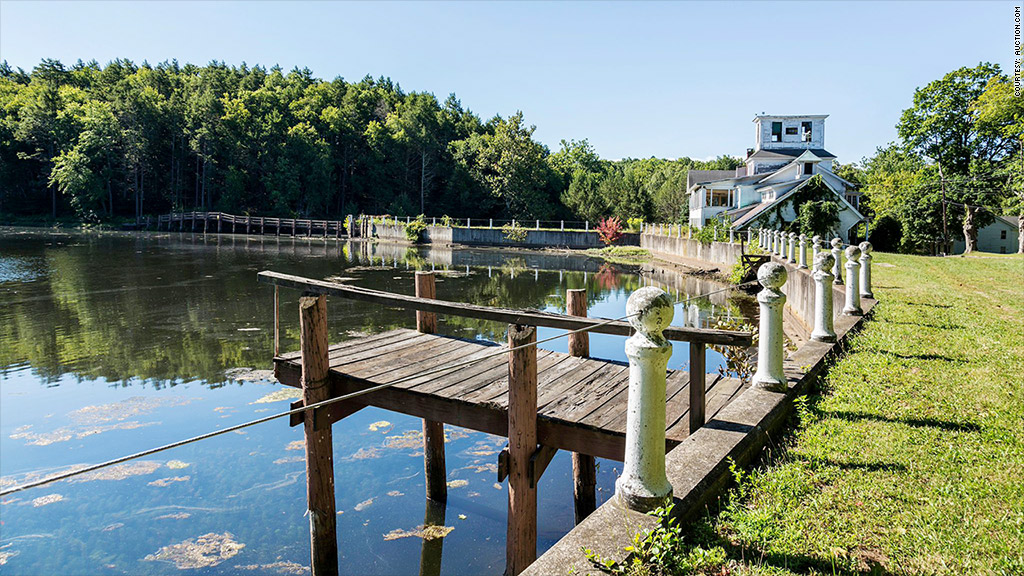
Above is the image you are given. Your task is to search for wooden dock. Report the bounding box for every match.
[273,328,747,460]
[258,270,752,576]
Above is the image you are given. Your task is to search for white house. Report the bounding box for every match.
[688,114,866,243]
[951,215,1020,254]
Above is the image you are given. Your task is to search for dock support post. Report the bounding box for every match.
[616,287,674,512]
[506,324,537,576]
[689,341,706,433]
[299,294,338,576]
[416,272,447,503]
[566,290,596,525]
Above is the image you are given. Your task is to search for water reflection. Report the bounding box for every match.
[0,228,755,576]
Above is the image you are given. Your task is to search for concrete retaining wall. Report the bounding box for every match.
[522,297,875,576]
[369,221,639,249]
[640,233,744,270]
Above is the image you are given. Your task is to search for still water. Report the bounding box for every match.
[0,229,754,575]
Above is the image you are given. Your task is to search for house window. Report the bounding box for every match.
[1001,230,1007,240]
[706,189,730,207]
[785,126,798,135]
[803,162,813,175]
[771,122,782,142]
[802,121,812,140]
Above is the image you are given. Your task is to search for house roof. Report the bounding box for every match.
[686,170,738,190]
[747,148,836,161]
[732,173,864,229]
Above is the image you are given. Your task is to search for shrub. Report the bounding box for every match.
[625,217,645,233]
[440,215,454,227]
[405,216,427,242]
[502,221,528,243]
[596,217,624,245]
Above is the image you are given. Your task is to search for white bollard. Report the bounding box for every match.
[536,220,540,230]
[489,218,493,229]
[859,241,874,299]
[842,245,863,316]
[752,262,787,391]
[615,287,675,512]
[779,231,787,258]
[467,218,470,228]
[729,228,735,243]
[812,235,821,262]
[788,232,797,263]
[747,228,752,243]
[432,217,436,226]
[810,252,837,343]
[798,234,808,269]
[560,220,564,231]
[831,238,844,285]
[585,221,589,231]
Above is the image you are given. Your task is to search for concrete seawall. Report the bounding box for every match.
[640,233,744,270]
[370,222,640,249]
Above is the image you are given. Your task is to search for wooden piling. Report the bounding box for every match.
[299,294,338,576]
[416,272,447,502]
[689,342,706,433]
[566,289,596,525]
[506,323,538,576]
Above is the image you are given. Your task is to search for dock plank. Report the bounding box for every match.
[273,328,751,461]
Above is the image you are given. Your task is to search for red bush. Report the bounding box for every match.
[596,217,624,246]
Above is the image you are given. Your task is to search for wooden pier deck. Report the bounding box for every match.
[260,270,752,576]
[274,328,747,460]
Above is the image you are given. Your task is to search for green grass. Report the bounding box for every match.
[584,246,651,265]
[607,253,1024,576]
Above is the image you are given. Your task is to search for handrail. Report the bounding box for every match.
[257,270,752,347]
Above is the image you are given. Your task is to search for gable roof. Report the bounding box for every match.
[686,170,738,190]
[732,174,864,229]
[747,148,836,161]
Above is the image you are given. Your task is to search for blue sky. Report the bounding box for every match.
[0,1,1011,163]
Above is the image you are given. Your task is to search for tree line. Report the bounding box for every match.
[846,62,1022,253]
[0,58,739,225]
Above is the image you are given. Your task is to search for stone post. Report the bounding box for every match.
[615,287,674,512]
[831,238,844,285]
[752,262,787,391]
[810,252,837,343]
[729,228,735,243]
[788,232,797,263]
[812,235,821,262]
[780,231,788,258]
[747,228,752,243]
[771,231,778,254]
[842,245,863,316]
[859,241,874,299]
[798,234,808,269]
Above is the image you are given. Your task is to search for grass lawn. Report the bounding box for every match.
[611,252,1024,576]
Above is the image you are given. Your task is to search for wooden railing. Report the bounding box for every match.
[158,212,347,237]
[263,269,753,575]
[257,271,752,348]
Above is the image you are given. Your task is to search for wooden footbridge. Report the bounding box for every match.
[258,270,753,576]
[158,211,348,237]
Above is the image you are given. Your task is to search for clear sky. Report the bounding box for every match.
[0,1,1011,163]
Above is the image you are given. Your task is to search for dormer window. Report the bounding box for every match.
[803,162,813,175]
[771,122,782,142]
[801,121,812,141]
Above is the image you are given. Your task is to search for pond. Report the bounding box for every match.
[0,229,755,575]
